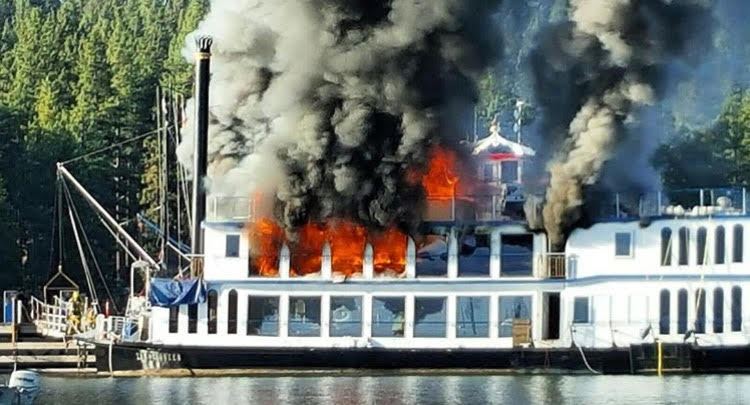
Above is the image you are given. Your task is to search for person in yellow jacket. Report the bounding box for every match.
[66,292,83,335]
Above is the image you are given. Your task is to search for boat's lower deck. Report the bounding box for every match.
[89,340,750,375]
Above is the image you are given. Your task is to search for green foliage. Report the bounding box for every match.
[655,88,750,188]
[0,0,206,295]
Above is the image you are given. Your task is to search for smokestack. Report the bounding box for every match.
[191,36,213,260]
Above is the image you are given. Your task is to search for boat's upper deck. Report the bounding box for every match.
[199,187,750,283]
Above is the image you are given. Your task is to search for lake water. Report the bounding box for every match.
[35,374,748,404]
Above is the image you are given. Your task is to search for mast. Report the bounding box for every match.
[57,164,158,268]
[190,36,212,276]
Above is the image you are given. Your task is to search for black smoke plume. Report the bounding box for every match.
[528,0,714,249]
[177,0,503,233]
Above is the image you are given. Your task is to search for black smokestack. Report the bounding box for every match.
[191,36,212,256]
[176,1,503,235]
[528,0,714,249]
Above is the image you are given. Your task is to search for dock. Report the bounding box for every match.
[0,323,95,370]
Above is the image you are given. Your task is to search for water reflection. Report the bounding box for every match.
[36,374,750,405]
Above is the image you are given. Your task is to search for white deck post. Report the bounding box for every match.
[405,295,414,339]
[447,295,457,339]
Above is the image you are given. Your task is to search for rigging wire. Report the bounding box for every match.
[62,182,100,312]
[62,181,119,313]
[59,126,172,166]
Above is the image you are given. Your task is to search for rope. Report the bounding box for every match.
[570,326,602,375]
[63,182,119,314]
[59,127,170,166]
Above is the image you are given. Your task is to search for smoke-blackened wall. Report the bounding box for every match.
[177,0,502,233]
[528,0,714,249]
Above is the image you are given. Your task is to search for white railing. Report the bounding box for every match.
[30,296,69,338]
[93,315,142,343]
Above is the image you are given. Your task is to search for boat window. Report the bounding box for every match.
[168,306,179,334]
[678,227,689,265]
[371,231,407,276]
[733,225,743,263]
[247,296,279,336]
[288,296,321,337]
[456,296,490,337]
[483,162,496,181]
[227,290,238,334]
[207,290,218,334]
[695,288,706,333]
[225,234,240,258]
[697,227,707,265]
[677,289,688,334]
[714,288,724,333]
[573,297,590,324]
[416,232,448,277]
[715,226,726,265]
[188,304,197,334]
[661,228,672,266]
[501,160,518,183]
[329,296,362,337]
[372,297,406,338]
[458,229,490,277]
[659,290,670,335]
[500,234,533,277]
[499,296,532,338]
[732,286,742,332]
[414,297,447,338]
[615,232,632,257]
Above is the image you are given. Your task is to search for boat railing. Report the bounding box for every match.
[541,253,566,279]
[29,296,69,338]
[94,315,142,343]
[208,187,749,223]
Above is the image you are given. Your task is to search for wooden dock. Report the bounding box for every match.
[0,323,95,369]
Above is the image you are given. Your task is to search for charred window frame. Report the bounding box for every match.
[458,226,491,277]
[715,226,726,264]
[168,306,179,334]
[500,234,533,277]
[661,228,672,266]
[678,227,689,266]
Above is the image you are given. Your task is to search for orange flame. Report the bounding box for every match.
[328,221,367,275]
[372,227,407,275]
[289,222,326,276]
[246,218,284,276]
[421,147,459,200]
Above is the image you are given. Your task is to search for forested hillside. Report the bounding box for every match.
[0,0,208,293]
[0,0,747,298]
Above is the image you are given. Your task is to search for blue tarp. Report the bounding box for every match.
[149,278,207,307]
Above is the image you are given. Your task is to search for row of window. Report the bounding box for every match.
[169,292,533,338]
[226,233,536,278]
[660,225,744,266]
[572,287,743,335]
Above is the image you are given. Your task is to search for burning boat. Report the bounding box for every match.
[57,36,750,375]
